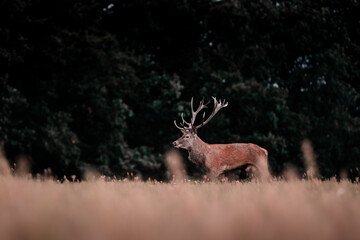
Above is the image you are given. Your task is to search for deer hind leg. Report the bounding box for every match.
[256,161,272,182]
[245,164,271,182]
[245,165,258,180]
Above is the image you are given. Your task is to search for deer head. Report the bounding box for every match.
[172,97,228,150]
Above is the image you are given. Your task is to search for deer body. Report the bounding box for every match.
[173,97,271,181]
[174,134,270,180]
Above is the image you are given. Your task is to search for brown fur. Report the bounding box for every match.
[174,135,271,181]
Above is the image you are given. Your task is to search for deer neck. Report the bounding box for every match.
[188,136,209,165]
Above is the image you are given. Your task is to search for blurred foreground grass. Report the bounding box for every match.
[0,176,359,240]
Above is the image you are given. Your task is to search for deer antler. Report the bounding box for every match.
[174,97,228,132]
[195,97,228,130]
[190,97,210,126]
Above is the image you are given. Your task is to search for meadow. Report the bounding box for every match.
[0,175,359,240]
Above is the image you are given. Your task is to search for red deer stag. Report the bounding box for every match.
[173,97,271,181]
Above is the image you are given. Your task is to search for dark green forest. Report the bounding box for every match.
[1,0,359,179]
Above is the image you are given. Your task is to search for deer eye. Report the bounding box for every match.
[185,135,190,139]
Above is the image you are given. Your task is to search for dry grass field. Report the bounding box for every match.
[0,175,359,240]
[0,143,359,240]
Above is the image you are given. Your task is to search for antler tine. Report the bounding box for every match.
[174,100,195,131]
[190,97,209,126]
[190,97,193,111]
[221,99,228,107]
[181,113,192,127]
[195,96,228,129]
[174,120,184,130]
[196,111,207,128]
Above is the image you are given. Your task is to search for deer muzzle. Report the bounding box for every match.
[172,141,179,148]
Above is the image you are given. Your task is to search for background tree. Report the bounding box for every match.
[1,0,359,179]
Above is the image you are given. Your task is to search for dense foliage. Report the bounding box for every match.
[1,0,359,179]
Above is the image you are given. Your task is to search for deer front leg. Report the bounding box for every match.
[207,169,224,182]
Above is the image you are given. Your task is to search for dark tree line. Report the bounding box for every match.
[1,0,359,179]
